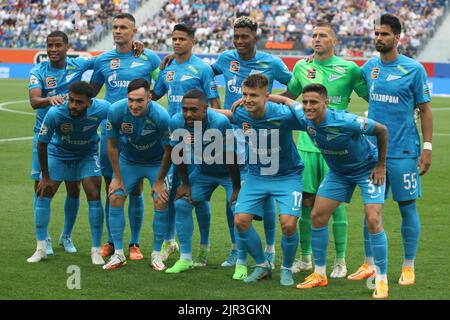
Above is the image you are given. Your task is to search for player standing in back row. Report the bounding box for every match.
[349,13,432,286]
[284,22,369,278]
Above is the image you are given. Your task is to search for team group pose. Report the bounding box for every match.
[26,13,432,299]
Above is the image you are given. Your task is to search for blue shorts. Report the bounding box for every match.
[236,173,303,218]
[112,158,172,197]
[317,170,386,204]
[385,158,421,202]
[30,132,41,180]
[100,133,113,178]
[188,169,234,203]
[47,154,102,182]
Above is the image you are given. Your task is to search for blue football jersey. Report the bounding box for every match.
[38,99,110,160]
[153,55,219,116]
[28,56,95,132]
[169,108,234,176]
[107,99,170,165]
[231,102,303,177]
[292,105,378,176]
[90,48,161,104]
[362,54,431,158]
[212,50,292,109]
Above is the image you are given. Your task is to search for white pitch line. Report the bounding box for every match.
[0,136,33,142]
[0,100,34,115]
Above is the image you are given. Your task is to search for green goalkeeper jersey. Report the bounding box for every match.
[287,55,368,152]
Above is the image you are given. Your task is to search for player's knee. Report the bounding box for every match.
[109,194,125,207]
[366,213,382,233]
[280,220,297,236]
[310,209,328,227]
[234,215,251,232]
[154,197,168,211]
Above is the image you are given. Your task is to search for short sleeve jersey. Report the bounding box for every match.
[362,54,431,158]
[38,99,110,160]
[28,56,95,132]
[107,99,170,165]
[288,55,368,153]
[153,55,219,116]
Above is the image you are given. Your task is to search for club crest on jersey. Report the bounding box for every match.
[121,122,133,134]
[242,122,252,135]
[307,69,316,79]
[46,76,57,88]
[230,61,240,73]
[61,123,73,134]
[307,126,317,137]
[110,59,120,70]
[371,67,380,79]
[183,132,194,144]
[166,71,175,82]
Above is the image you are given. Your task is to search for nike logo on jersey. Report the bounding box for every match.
[409,189,417,195]
[386,74,402,81]
[130,61,145,68]
[180,75,195,81]
[249,69,264,75]
[326,134,339,141]
[328,74,343,82]
[141,128,156,136]
[82,124,96,132]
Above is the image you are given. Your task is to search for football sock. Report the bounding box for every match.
[226,203,236,245]
[195,201,211,246]
[363,216,374,259]
[88,200,104,248]
[281,231,299,269]
[369,230,388,280]
[35,197,52,241]
[332,204,348,259]
[174,199,194,256]
[153,208,170,252]
[128,193,144,245]
[399,202,420,260]
[299,206,312,256]
[235,226,265,265]
[311,225,329,276]
[109,206,125,250]
[263,198,276,246]
[62,196,80,237]
[105,195,113,244]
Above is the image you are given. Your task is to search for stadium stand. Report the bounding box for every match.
[0,0,448,57]
[137,0,449,58]
[0,0,143,50]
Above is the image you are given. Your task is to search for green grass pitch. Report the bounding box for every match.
[1,78,449,300]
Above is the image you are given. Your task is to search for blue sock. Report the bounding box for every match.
[153,208,169,252]
[263,200,277,247]
[128,194,144,245]
[34,193,50,239]
[281,232,298,269]
[369,230,388,275]
[226,203,236,245]
[399,202,420,260]
[174,199,194,255]
[35,197,52,241]
[363,217,373,258]
[166,199,176,240]
[62,196,79,237]
[195,201,211,246]
[235,226,265,265]
[236,234,248,265]
[311,225,329,268]
[105,195,113,244]
[109,206,125,250]
[88,200,104,248]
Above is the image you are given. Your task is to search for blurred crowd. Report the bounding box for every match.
[0,0,142,50]
[138,0,448,58]
[0,0,448,57]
